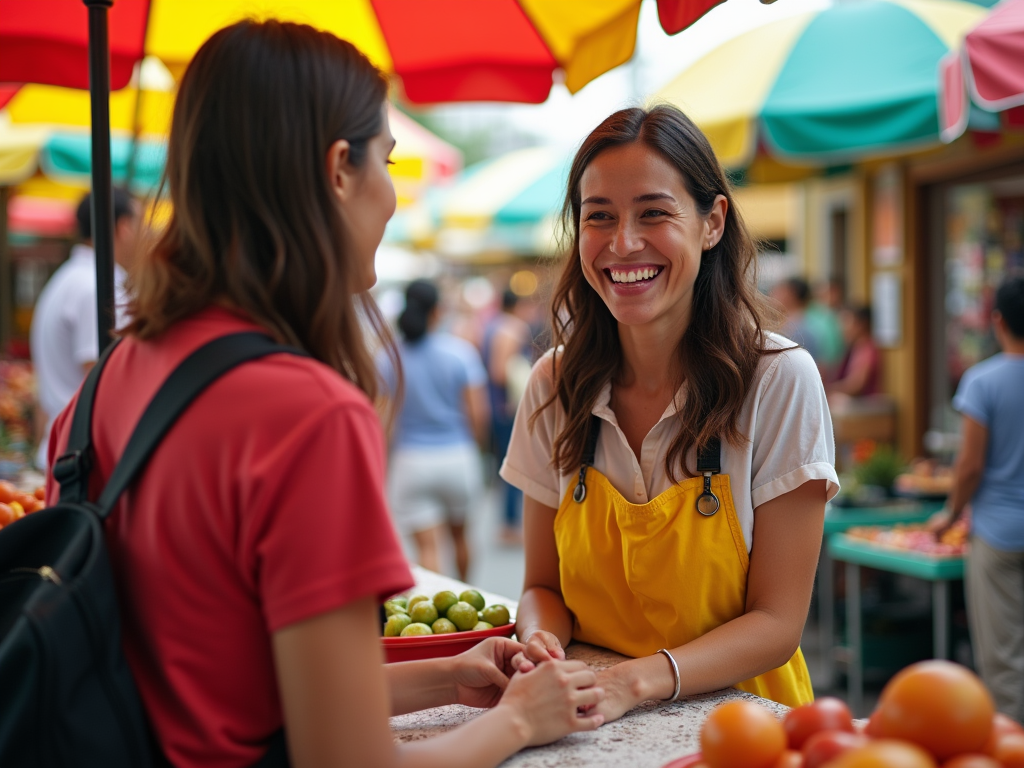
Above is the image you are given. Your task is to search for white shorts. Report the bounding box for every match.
[387,444,483,534]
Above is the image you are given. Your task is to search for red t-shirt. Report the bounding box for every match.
[46,306,413,768]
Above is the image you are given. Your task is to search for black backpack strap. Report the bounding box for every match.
[54,338,123,504]
[92,332,305,517]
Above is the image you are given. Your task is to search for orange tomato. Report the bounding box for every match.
[0,480,15,504]
[33,486,45,501]
[829,740,937,768]
[13,492,36,510]
[873,661,995,760]
[803,730,866,768]
[773,750,804,768]
[993,734,1024,768]
[983,714,1024,756]
[0,502,16,526]
[942,755,1001,768]
[785,697,855,749]
[700,700,787,768]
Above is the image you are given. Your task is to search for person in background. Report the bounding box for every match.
[805,279,846,378]
[826,304,881,399]
[30,188,139,470]
[770,277,821,363]
[379,279,489,581]
[46,21,603,768]
[936,274,1024,724]
[482,288,533,545]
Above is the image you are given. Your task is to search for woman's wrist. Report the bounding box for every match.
[621,654,677,703]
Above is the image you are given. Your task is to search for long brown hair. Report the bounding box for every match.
[125,20,395,401]
[536,105,779,480]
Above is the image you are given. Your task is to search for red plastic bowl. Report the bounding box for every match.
[382,622,516,663]
[661,753,703,768]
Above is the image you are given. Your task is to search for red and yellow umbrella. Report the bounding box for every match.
[0,0,727,103]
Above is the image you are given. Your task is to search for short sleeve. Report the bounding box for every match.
[242,399,413,633]
[67,280,100,366]
[500,352,562,509]
[952,369,989,427]
[448,336,487,389]
[750,347,840,509]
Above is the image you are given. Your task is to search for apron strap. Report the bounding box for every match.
[696,437,722,474]
[573,416,603,503]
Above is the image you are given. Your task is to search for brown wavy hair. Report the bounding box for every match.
[124,20,396,401]
[535,105,779,480]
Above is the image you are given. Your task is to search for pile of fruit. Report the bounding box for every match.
[895,459,954,498]
[846,515,968,557]
[383,589,512,638]
[697,660,1023,768]
[0,481,45,529]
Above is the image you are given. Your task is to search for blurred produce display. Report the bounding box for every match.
[845,511,969,557]
[0,481,45,528]
[895,459,954,498]
[0,362,36,478]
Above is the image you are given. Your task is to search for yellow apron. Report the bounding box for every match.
[553,421,813,708]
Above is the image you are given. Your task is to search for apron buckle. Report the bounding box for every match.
[573,465,588,503]
[696,472,720,516]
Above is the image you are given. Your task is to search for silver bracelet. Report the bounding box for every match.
[656,648,681,703]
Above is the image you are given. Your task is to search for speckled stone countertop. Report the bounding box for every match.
[390,569,789,768]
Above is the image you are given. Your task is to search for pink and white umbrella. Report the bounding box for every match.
[939,0,1024,143]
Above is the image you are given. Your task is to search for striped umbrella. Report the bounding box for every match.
[434,146,570,259]
[939,0,1024,142]
[657,0,988,169]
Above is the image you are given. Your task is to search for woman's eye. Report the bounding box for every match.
[642,209,667,218]
[584,211,611,221]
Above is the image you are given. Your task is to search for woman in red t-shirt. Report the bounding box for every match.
[47,19,604,768]
[827,305,882,399]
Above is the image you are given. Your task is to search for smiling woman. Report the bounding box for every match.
[501,104,840,721]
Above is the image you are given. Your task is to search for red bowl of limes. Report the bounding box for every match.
[380,589,516,663]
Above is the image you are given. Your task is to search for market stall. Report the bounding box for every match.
[827,526,966,716]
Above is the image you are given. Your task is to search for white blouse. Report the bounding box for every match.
[499,333,840,553]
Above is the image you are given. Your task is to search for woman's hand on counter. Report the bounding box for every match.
[497,660,606,746]
[448,637,523,709]
[587,654,675,723]
[511,629,565,672]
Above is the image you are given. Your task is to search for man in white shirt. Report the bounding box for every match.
[30,189,139,470]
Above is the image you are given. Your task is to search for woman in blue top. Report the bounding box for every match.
[381,279,489,580]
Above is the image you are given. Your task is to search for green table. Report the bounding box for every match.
[818,500,944,692]
[827,532,964,716]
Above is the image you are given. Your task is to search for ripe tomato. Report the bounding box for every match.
[33,486,45,501]
[942,755,1000,768]
[785,697,855,749]
[13,492,37,511]
[983,714,1024,755]
[865,712,885,738]
[700,700,787,768]
[803,730,866,768]
[0,502,15,527]
[993,733,1024,768]
[773,750,804,768]
[829,739,937,768]
[873,660,994,760]
[0,480,15,504]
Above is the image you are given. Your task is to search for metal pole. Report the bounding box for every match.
[846,561,863,717]
[84,0,115,352]
[0,187,11,355]
[933,580,950,659]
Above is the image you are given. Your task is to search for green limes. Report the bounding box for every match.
[390,596,409,609]
[400,622,433,637]
[407,594,430,610]
[384,614,412,637]
[481,604,511,627]
[383,600,407,617]
[459,589,486,612]
[409,601,439,625]
[431,618,458,634]
[447,601,479,631]
[433,591,459,616]
[473,621,493,632]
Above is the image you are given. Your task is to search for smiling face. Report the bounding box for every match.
[578,142,725,339]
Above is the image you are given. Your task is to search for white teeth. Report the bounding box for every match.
[610,267,660,284]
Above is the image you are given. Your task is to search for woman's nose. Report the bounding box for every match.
[610,220,642,256]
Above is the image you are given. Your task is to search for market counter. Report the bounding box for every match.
[390,567,788,767]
